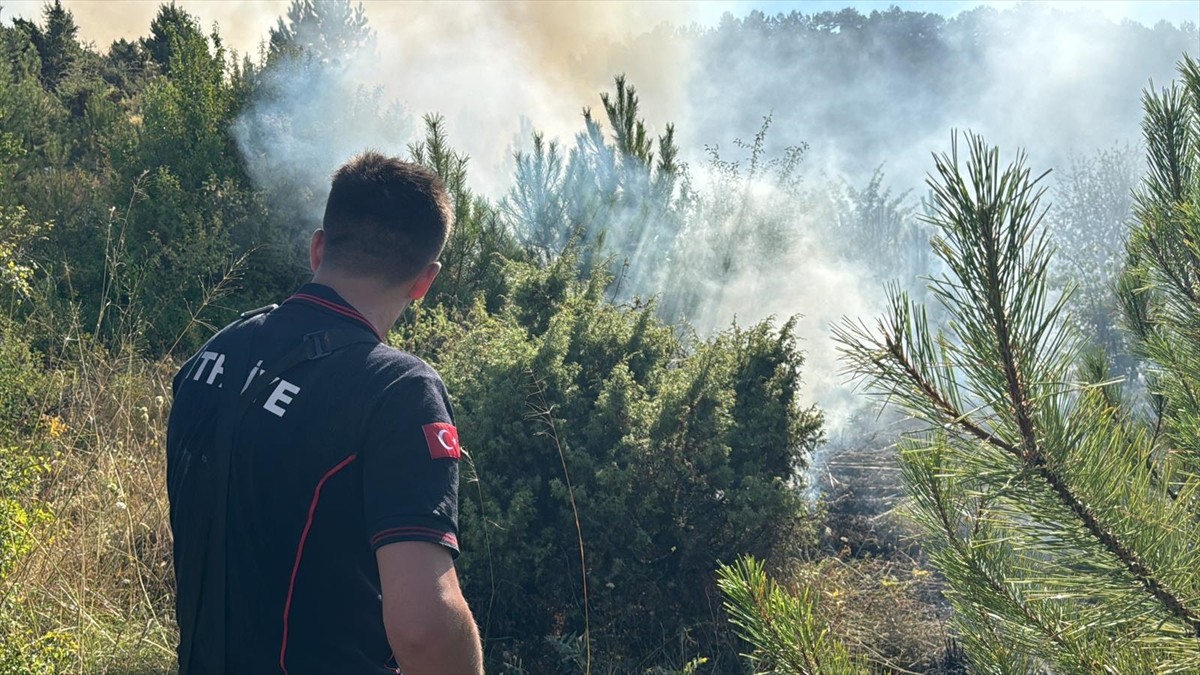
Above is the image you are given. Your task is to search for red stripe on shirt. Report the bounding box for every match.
[287,293,382,340]
[370,525,459,550]
[279,454,358,675]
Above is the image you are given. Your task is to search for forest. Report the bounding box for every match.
[0,0,1199,672]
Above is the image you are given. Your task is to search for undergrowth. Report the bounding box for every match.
[0,317,177,673]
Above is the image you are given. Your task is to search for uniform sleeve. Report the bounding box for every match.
[360,373,461,557]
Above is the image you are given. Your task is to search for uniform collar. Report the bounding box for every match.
[284,283,384,341]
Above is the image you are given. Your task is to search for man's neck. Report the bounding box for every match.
[309,272,409,338]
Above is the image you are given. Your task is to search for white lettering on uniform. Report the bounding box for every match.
[193,351,218,381]
[264,380,301,417]
[206,353,225,385]
[242,360,264,394]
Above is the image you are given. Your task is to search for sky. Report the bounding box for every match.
[1,1,1197,55]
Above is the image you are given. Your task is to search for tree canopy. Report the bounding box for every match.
[0,1,1196,672]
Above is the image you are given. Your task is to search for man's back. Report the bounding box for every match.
[167,283,461,674]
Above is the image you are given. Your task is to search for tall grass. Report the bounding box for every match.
[0,208,246,672]
[4,339,178,673]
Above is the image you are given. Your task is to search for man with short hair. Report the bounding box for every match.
[167,152,484,674]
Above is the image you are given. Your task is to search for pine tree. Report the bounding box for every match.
[11,0,81,91]
[717,557,864,674]
[503,131,569,259]
[831,57,1200,671]
[408,115,520,311]
[144,2,199,74]
[267,0,373,63]
[103,38,157,98]
[1117,54,1200,553]
[567,74,685,268]
[502,76,687,301]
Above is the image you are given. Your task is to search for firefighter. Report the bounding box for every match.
[167,152,484,674]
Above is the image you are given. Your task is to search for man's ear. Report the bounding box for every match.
[408,261,442,301]
[309,229,326,273]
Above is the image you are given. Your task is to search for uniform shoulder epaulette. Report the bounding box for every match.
[239,304,278,320]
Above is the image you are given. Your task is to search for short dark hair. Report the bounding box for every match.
[321,152,453,284]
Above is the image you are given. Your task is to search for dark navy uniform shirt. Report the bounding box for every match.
[166,283,461,674]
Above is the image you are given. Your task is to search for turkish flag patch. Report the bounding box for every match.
[422,422,461,460]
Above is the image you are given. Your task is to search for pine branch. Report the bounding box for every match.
[879,278,1200,637]
[918,454,1105,670]
[839,131,1200,655]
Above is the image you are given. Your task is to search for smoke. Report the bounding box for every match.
[231,56,414,232]
[355,2,695,196]
[670,5,1196,425]
[203,1,1200,425]
[227,1,698,234]
[226,1,1196,428]
[684,5,1196,191]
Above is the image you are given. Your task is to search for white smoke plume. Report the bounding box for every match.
[9,0,1194,427]
[224,1,1198,428]
[673,5,1196,424]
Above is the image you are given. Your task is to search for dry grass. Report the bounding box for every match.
[5,344,178,674]
[792,554,957,673]
[0,208,250,673]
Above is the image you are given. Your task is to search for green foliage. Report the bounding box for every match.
[718,551,961,673]
[569,75,686,253]
[0,25,62,199]
[503,76,688,299]
[0,320,70,674]
[134,20,234,183]
[0,205,47,305]
[7,1,299,356]
[837,124,1200,670]
[268,0,374,63]
[410,115,523,314]
[0,318,49,583]
[718,557,862,674]
[398,257,822,672]
[1119,54,1200,449]
[10,0,81,91]
[0,319,46,442]
[101,39,157,99]
[143,2,205,76]
[1114,57,1200,618]
[504,131,570,257]
[0,490,31,581]
[0,613,73,675]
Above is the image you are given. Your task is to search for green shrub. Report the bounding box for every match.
[400,257,823,673]
[0,614,73,675]
[0,319,71,674]
[0,318,46,441]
